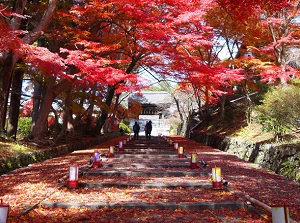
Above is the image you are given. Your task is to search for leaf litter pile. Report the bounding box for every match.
[0,135,299,222]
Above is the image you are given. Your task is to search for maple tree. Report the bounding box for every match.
[1,1,300,222]
[0,0,300,141]
[168,0,300,130]
[214,0,300,80]
[38,0,221,137]
[0,0,59,139]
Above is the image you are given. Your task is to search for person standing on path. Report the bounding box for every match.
[144,121,148,137]
[133,121,140,140]
[145,120,152,139]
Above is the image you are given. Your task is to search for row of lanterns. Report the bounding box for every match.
[162,136,224,190]
[2,136,134,222]
[168,137,223,190]
[0,134,292,223]
[161,135,292,222]
[165,137,199,170]
[68,136,132,189]
[150,135,292,222]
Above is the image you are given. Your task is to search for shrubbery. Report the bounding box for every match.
[17,117,32,137]
[255,83,300,139]
[119,120,131,133]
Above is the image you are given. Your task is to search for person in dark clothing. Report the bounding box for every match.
[144,121,148,136]
[119,127,124,136]
[145,120,152,139]
[133,121,140,140]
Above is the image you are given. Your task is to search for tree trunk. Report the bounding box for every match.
[0,0,27,137]
[107,93,120,133]
[31,34,51,129]
[31,79,44,131]
[6,67,24,139]
[50,106,60,138]
[31,77,70,141]
[0,53,17,137]
[74,92,85,128]
[56,85,74,142]
[96,85,115,134]
[219,95,226,120]
[86,83,97,131]
[182,114,191,138]
[31,77,55,141]
[173,94,184,134]
[22,0,59,45]
[95,54,142,134]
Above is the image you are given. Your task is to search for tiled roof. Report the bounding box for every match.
[130,91,173,104]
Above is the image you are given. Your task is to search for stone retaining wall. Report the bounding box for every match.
[0,134,117,175]
[190,132,300,182]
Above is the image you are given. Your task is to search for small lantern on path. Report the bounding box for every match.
[190,153,197,169]
[108,146,115,158]
[67,164,79,188]
[272,206,290,223]
[93,151,101,168]
[0,199,9,223]
[174,143,178,152]
[178,146,184,158]
[119,141,123,151]
[212,166,222,189]
[169,139,173,147]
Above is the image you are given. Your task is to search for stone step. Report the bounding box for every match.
[119,148,174,152]
[104,158,191,163]
[42,201,244,210]
[100,163,195,168]
[78,181,213,189]
[84,170,208,177]
[122,143,171,147]
[123,144,172,147]
[118,146,173,150]
[114,154,184,159]
[114,151,176,155]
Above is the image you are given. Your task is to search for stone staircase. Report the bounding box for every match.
[41,136,262,221]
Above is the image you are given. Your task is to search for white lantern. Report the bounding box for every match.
[272,206,290,223]
[178,147,184,158]
[174,143,178,151]
[0,199,9,223]
[68,164,79,188]
[108,146,115,158]
[212,167,222,189]
[93,151,101,167]
[190,153,197,169]
[119,141,123,151]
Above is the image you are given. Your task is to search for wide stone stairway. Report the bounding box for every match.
[40,136,265,222]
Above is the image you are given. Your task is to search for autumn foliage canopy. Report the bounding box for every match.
[0,0,300,138]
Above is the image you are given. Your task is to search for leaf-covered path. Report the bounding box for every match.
[1,135,299,222]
